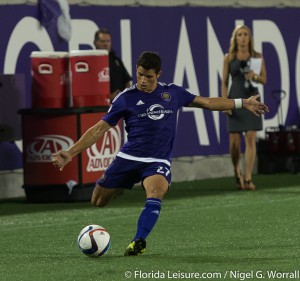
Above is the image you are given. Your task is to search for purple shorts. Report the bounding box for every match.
[96,156,172,189]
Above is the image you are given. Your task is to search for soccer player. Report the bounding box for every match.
[52,51,268,256]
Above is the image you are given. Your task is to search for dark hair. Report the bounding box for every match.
[94,28,110,42]
[137,51,161,74]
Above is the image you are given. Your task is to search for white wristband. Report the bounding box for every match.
[234,98,243,109]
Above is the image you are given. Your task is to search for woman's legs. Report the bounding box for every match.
[229,133,244,189]
[244,131,256,190]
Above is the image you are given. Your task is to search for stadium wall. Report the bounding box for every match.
[0,2,299,198]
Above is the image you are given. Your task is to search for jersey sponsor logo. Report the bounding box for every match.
[138,104,173,120]
[26,134,74,162]
[86,125,122,172]
[147,104,173,120]
[161,92,171,102]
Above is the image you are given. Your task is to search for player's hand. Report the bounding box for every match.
[243,94,269,116]
[52,150,72,171]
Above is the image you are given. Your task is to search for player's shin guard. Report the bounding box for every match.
[133,198,162,241]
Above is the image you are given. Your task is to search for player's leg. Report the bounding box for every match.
[124,164,170,256]
[91,156,134,207]
[91,184,122,207]
[133,174,168,239]
[230,132,244,189]
[143,174,169,199]
[244,130,256,190]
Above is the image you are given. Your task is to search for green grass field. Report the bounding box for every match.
[1,173,300,281]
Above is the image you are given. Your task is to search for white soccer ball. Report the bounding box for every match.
[77,224,110,257]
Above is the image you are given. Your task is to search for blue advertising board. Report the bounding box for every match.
[0,4,299,169]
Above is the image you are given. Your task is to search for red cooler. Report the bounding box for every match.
[69,50,110,107]
[31,51,69,108]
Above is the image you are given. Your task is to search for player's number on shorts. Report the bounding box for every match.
[156,166,170,176]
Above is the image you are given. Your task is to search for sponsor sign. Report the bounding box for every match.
[0,5,299,172]
[26,135,74,163]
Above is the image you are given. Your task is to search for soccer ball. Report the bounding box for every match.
[77,224,110,257]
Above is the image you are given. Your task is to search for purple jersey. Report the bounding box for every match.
[102,82,195,165]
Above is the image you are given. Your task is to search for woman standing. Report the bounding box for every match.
[222,25,267,190]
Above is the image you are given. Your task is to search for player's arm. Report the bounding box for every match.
[52,120,111,171]
[188,94,268,116]
[68,120,111,157]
